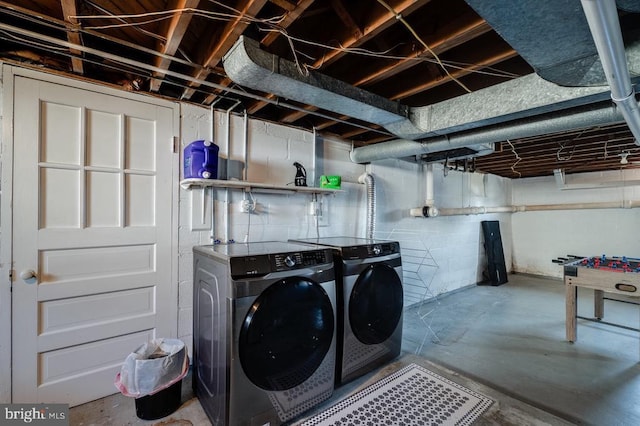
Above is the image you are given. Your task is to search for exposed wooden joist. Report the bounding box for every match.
[353,15,491,87]
[268,0,296,12]
[314,0,432,68]
[60,0,83,74]
[329,0,362,40]
[181,0,269,100]
[150,0,200,92]
[260,0,315,47]
[390,48,517,101]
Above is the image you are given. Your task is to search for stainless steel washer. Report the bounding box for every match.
[193,242,337,425]
[290,237,403,386]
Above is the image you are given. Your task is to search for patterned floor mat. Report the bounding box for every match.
[299,363,493,426]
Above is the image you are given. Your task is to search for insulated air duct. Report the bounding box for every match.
[223,21,640,164]
[222,36,425,139]
[465,0,640,146]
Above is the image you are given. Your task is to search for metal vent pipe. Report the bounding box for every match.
[358,173,376,239]
[351,101,628,163]
[581,0,640,145]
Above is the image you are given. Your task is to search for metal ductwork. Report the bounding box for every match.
[617,0,640,12]
[464,0,640,87]
[224,4,640,164]
[222,36,425,139]
[351,100,629,163]
[465,0,640,147]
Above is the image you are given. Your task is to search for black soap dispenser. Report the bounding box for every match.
[293,162,307,186]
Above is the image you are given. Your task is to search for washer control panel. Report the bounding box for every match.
[273,250,330,271]
[230,249,331,277]
[342,242,400,260]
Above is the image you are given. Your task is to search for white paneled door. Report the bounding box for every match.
[11,75,177,406]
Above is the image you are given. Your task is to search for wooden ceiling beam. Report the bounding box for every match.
[268,0,296,12]
[390,48,517,101]
[182,0,269,100]
[261,0,315,46]
[329,0,362,40]
[150,0,200,92]
[60,0,83,74]
[315,0,432,68]
[354,16,490,87]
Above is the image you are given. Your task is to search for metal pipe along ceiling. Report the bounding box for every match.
[350,101,629,163]
[410,201,640,217]
[580,0,640,146]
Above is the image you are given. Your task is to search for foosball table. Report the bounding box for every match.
[562,255,640,342]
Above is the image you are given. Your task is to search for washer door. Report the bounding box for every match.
[239,278,334,391]
[349,263,403,345]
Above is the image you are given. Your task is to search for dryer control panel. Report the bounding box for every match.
[230,249,331,277]
[342,242,400,260]
[272,250,331,271]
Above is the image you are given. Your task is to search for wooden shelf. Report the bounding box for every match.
[180,178,341,194]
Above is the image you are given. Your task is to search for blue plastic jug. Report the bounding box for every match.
[184,140,219,179]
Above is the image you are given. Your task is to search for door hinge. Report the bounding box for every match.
[172,136,179,154]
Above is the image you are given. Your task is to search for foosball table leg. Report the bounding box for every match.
[594,289,604,320]
[566,283,577,342]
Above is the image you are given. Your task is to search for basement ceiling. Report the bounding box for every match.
[2,0,640,178]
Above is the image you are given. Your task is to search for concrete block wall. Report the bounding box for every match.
[177,104,366,354]
[368,159,513,307]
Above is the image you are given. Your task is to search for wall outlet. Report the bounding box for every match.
[240,199,256,213]
[308,200,322,216]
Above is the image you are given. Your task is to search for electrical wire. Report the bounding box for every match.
[0,22,396,137]
[258,28,520,80]
[83,0,166,42]
[243,191,254,243]
[506,139,522,178]
[0,29,68,52]
[374,0,472,93]
[0,6,212,73]
[204,0,286,25]
[67,4,521,82]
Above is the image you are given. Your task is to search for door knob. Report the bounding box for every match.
[20,269,37,281]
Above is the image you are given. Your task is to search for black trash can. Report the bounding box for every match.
[135,379,182,420]
[115,338,188,420]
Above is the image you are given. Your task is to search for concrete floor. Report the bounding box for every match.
[403,273,640,426]
[70,273,640,425]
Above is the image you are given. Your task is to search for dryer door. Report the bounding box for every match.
[350,263,403,344]
[239,278,334,391]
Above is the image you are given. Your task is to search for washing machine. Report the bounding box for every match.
[290,237,403,386]
[193,242,337,425]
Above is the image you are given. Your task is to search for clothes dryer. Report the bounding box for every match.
[193,242,336,425]
[290,237,403,385]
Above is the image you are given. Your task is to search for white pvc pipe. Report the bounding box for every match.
[210,105,216,242]
[581,0,640,145]
[425,164,434,207]
[224,100,242,243]
[410,200,640,217]
[243,110,249,181]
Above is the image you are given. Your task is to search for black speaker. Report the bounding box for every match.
[481,220,508,286]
